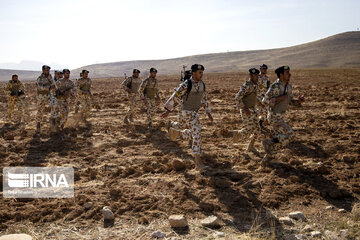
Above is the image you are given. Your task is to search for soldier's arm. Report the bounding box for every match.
[139,79,148,99]
[262,84,277,107]
[121,78,131,91]
[163,81,188,112]
[289,88,304,106]
[202,91,211,113]
[235,82,250,108]
[5,82,12,96]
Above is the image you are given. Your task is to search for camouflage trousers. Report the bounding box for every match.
[56,98,70,127]
[36,93,57,123]
[145,98,158,125]
[7,95,24,120]
[235,108,261,141]
[169,105,185,130]
[76,92,91,119]
[125,93,139,118]
[268,112,295,150]
[257,104,268,123]
[180,110,202,155]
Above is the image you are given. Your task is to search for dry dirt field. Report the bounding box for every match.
[0,69,359,239]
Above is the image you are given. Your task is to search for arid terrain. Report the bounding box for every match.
[0,69,359,239]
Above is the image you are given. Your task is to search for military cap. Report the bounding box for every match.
[260,64,268,69]
[42,65,51,70]
[275,66,290,76]
[82,69,89,74]
[59,70,64,74]
[54,70,59,73]
[150,67,157,73]
[191,64,205,72]
[249,68,260,74]
[63,69,70,73]
[133,69,140,74]
[185,70,192,75]
[12,74,18,78]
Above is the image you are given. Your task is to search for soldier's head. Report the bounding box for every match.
[63,69,70,79]
[133,69,140,78]
[191,64,205,81]
[12,74,18,81]
[80,72,83,78]
[149,68,157,78]
[249,68,260,83]
[54,70,60,79]
[82,70,89,78]
[42,65,51,76]
[59,71,64,78]
[275,66,291,82]
[260,64,268,75]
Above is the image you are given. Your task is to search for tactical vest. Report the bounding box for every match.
[9,80,21,93]
[144,78,157,99]
[242,81,257,108]
[182,80,205,112]
[130,78,142,93]
[79,78,91,92]
[272,83,291,113]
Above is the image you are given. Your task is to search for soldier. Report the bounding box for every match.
[139,68,160,129]
[54,71,61,82]
[162,64,213,170]
[170,69,193,130]
[261,66,305,163]
[55,69,75,129]
[233,68,263,155]
[59,70,64,79]
[74,70,92,121]
[257,64,271,127]
[122,69,142,124]
[35,65,57,133]
[74,72,84,114]
[4,74,25,122]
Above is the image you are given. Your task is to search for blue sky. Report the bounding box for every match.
[0,0,359,69]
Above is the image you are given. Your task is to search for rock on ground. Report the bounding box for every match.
[279,216,293,226]
[168,215,188,228]
[151,230,166,238]
[201,215,222,228]
[0,234,33,240]
[289,211,306,221]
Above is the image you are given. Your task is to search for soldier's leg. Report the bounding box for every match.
[36,94,47,123]
[146,99,155,126]
[233,110,255,142]
[84,94,91,119]
[16,97,25,120]
[268,113,295,150]
[7,96,16,120]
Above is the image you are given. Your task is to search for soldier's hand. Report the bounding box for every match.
[161,110,170,118]
[207,112,214,122]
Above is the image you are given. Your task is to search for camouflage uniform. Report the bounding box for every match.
[164,78,211,155]
[122,76,142,119]
[257,74,270,122]
[262,79,300,150]
[36,73,57,124]
[4,80,25,121]
[234,79,261,143]
[75,77,92,120]
[139,77,160,126]
[55,78,75,128]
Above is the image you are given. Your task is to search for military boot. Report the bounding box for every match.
[246,138,260,156]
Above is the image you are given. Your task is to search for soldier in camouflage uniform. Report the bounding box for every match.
[162,64,213,170]
[170,69,193,130]
[122,69,142,124]
[261,66,305,163]
[139,68,160,129]
[257,64,271,127]
[36,65,57,133]
[54,71,61,82]
[55,69,75,130]
[74,70,92,121]
[233,68,263,155]
[4,74,25,122]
